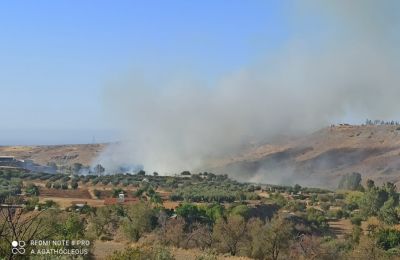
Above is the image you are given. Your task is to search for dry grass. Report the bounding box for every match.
[163,201,180,210]
[92,241,128,260]
[38,196,104,208]
[0,143,105,166]
[39,187,92,199]
[92,240,251,260]
[328,218,353,239]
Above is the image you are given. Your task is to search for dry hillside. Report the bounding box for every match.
[2,125,400,189]
[211,124,400,189]
[0,143,105,166]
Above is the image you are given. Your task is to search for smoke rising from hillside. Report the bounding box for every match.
[99,1,400,176]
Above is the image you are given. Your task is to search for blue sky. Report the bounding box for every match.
[0,1,294,145]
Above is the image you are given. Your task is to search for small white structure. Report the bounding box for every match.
[118,192,125,203]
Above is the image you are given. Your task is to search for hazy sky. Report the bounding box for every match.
[0,1,292,145]
[1,1,399,146]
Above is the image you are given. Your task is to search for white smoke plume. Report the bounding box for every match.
[97,0,400,175]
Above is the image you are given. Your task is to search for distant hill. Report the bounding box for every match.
[0,144,105,167]
[209,124,400,189]
[3,125,400,189]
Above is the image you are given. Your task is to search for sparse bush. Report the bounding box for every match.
[213,215,247,256]
[71,180,78,189]
[320,202,330,211]
[42,199,59,209]
[93,189,101,198]
[330,209,343,219]
[112,188,125,198]
[350,215,363,226]
[25,183,39,196]
[285,201,306,212]
[61,182,68,190]
[120,202,157,242]
[25,197,39,211]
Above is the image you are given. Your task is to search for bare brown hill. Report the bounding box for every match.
[0,143,105,166]
[2,125,400,189]
[210,125,400,189]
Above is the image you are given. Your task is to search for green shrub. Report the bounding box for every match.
[25,183,39,196]
[94,189,101,198]
[71,180,78,189]
[350,215,363,226]
[376,229,400,250]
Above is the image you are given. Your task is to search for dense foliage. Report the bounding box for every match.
[2,167,400,259]
[170,182,260,203]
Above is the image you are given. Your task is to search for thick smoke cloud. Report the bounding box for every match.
[98,0,400,175]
